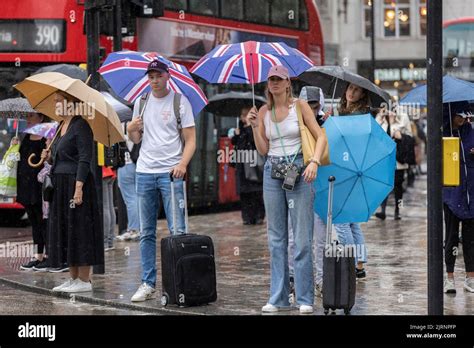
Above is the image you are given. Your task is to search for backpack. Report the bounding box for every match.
[396,134,416,165]
[131,92,183,163]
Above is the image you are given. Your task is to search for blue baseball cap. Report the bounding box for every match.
[146,60,169,74]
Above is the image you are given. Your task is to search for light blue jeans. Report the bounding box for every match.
[334,223,367,264]
[117,163,140,231]
[289,212,327,286]
[263,154,315,307]
[136,172,186,288]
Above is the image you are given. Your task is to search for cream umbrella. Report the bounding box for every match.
[14,72,125,147]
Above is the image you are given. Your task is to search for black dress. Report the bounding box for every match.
[16,134,46,206]
[48,117,104,268]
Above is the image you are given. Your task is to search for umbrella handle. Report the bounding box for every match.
[27,153,44,168]
[27,122,63,168]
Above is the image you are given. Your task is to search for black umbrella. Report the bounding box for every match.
[299,66,391,109]
[101,92,133,123]
[34,64,88,81]
[206,92,267,116]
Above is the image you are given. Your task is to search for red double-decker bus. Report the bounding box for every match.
[137,0,325,208]
[443,17,474,81]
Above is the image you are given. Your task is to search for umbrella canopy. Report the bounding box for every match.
[101,91,133,123]
[14,72,124,146]
[400,75,474,106]
[314,114,396,223]
[0,97,36,118]
[98,50,208,116]
[206,92,267,116]
[190,41,314,84]
[299,66,391,108]
[22,122,58,140]
[34,64,88,82]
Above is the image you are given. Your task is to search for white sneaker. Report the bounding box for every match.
[299,305,314,314]
[444,278,456,294]
[464,277,474,292]
[261,303,279,313]
[131,283,155,302]
[52,279,75,292]
[116,231,132,241]
[61,279,92,293]
[129,231,140,241]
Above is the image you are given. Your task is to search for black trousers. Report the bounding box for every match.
[444,204,474,273]
[24,203,47,255]
[240,191,265,224]
[381,170,405,212]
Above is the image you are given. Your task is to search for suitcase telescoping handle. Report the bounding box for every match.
[325,176,336,247]
[169,172,189,235]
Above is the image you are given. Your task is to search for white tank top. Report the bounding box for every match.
[264,101,302,157]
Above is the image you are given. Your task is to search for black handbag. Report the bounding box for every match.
[42,174,54,202]
[243,153,265,183]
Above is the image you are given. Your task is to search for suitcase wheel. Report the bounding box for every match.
[160,294,169,307]
[324,309,329,315]
[344,308,351,315]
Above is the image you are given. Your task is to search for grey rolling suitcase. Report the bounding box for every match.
[322,176,356,315]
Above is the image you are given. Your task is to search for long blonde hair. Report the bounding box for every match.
[266,79,294,110]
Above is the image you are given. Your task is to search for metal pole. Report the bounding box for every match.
[370,0,376,82]
[113,0,122,52]
[427,0,443,315]
[86,0,105,274]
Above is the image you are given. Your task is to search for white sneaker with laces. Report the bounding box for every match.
[464,277,474,293]
[131,283,155,302]
[61,279,92,293]
[261,303,279,313]
[444,278,456,294]
[52,279,75,292]
[116,231,132,241]
[299,305,314,314]
[129,231,140,241]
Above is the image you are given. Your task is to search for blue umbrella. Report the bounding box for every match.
[314,115,396,223]
[400,75,474,106]
[98,51,208,116]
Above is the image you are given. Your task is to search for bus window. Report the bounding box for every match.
[299,0,309,30]
[220,0,244,21]
[164,0,188,11]
[189,0,218,16]
[244,0,270,25]
[271,0,300,29]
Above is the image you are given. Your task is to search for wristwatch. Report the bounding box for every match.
[309,158,321,166]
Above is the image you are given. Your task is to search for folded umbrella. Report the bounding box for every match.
[314,114,396,223]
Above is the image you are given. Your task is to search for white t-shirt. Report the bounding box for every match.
[132,91,195,174]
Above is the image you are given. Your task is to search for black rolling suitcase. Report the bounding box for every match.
[160,175,217,307]
[322,176,356,315]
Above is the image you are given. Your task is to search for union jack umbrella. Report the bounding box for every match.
[190,41,314,105]
[98,51,208,116]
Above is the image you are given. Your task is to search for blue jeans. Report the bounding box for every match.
[136,172,186,287]
[263,155,315,307]
[334,223,367,264]
[288,212,327,286]
[118,163,140,231]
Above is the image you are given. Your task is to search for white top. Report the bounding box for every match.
[264,102,302,157]
[132,91,195,174]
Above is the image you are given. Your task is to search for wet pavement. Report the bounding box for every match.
[1,173,474,315]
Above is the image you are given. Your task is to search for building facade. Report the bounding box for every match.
[315,0,474,98]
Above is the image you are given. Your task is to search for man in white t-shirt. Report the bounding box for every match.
[127,60,196,302]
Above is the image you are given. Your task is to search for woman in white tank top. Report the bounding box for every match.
[247,65,326,314]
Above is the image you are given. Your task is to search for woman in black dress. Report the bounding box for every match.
[17,113,48,271]
[42,91,103,293]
